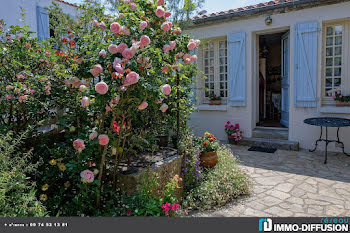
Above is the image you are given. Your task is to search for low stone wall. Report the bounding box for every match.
[117,153,184,200]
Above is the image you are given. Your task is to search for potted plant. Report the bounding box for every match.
[209,93,222,105]
[196,132,219,168]
[225,121,243,144]
[333,94,350,107]
[156,126,169,147]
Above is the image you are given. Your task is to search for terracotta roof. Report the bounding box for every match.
[54,0,79,8]
[192,0,345,24]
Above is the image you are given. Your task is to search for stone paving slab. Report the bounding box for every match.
[192,145,350,217]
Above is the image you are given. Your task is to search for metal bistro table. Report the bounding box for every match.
[304,117,350,164]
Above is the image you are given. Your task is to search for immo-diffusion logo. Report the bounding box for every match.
[258,218,349,232]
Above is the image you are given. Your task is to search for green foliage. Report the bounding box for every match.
[0,132,47,217]
[195,132,219,154]
[183,146,250,210]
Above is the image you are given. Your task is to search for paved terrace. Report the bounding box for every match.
[193,145,350,217]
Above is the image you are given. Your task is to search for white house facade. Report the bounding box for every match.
[186,0,350,152]
[1,0,78,40]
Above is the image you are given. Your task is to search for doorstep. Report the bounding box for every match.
[238,137,299,151]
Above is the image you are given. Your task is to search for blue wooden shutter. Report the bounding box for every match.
[228,32,246,106]
[294,21,319,107]
[37,6,50,41]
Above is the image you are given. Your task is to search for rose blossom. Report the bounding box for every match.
[130,2,137,9]
[155,6,165,17]
[138,102,148,110]
[93,19,99,26]
[139,21,147,30]
[164,11,172,18]
[121,26,130,36]
[18,95,28,102]
[6,85,14,90]
[190,55,198,62]
[160,103,168,113]
[79,85,88,92]
[170,41,176,50]
[90,69,99,77]
[114,65,124,74]
[162,84,171,95]
[81,96,90,107]
[95,81,109,95]
[161,22,171,32]
[93,64,103,74]
[163,44,171,53]
[99,22,106,29]
[6,95,14,100]
[162,66,169,73]
[140,35,151,47]
[80,170,94,183]
[73,139,85,151]
[157,0,165,5]
[187,41,196,51]
[98,134,109,146]
[124,71,139,85]
[99,49,107,58]
[116,43,128,54]
[89,131,98,140]
[110,22,121,34]
[157,99,164,104]
[108,44,118,54]
[122,48,134,60]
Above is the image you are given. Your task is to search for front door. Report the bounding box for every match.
[280,32,290,127]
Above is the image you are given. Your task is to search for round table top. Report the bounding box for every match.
[304,117,350,127]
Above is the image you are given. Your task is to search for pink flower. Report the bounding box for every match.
[139,21,147,30]
[130,2,137,9]
[95,81,109,95]
[173,29,181,35]
[90,69,99,77]
[108,44,118,54]
[160,104,168,112]
[0,25,3,30]
[6,85,14,91]
[17,74,25,80]
[93,64,103,74]
[114,65,124,74]
[45,50,51,56]
[164,11,172,18]
[124,71,139,86]
[235,124,240,129]
[157,99,164,104]
[170,41,177,50]
[99,49,107,58]
[333,95,336,99]
[5,95,14,100]
[73,139,85,151]
[99,22,106,29]
[161,22,171,32]
[112,96,120,104]
[126,210,132,216]
[195,39,201,47]
[117,43,128,54]
[140,35,151,47]
[121,26,130,36]
[162,66,169,73]
[6,36,12,41]
[157,0,165,5]
[122,49,134,60]
[89,131,98,140]
[25,43,31,49]
[93,19,99,26]
[183,54,191,60]
[81,96,89,107]
[80,170,94,183]
[110,22,120,34]
[190,55,198,62]
[187,42,196,51]
[162,84,171,95]
[18,95,28,102]
[138,102,148,110]
[98,134,109,146]
[163,44,171,53]
[155,6,165,17]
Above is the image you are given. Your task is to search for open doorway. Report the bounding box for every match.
[257,31,290,128]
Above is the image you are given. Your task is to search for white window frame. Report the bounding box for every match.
[199,37,228,104]
[322,20,350,105]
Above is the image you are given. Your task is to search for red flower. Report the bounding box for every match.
[69,40,76,48]
[113,121,121,134]
[203,142,208,146]
[126,210,132,216]
[61,38,68,43]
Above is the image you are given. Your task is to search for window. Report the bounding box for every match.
[202,39,228,101]
[323,21,350,103]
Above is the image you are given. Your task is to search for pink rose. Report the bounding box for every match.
[164,11,172,18]
[18,95,28,102]
[108,44,118,54]
[99,22,106,29]
[122,48,134,60]
[93,64,103,74]
[114,65,124,74]
[117,43,128,54]
[98,134,109,146]
[95,81,109,95]
[155,6,165,17]
[113,57,122,66]
[130,2,137,9]
[195,39,201,47]
[112,96,120,104]
[73,139,85,151]
[93,20,99,26]
[6,95,14,100]
[140,35,151,47]
[161,22,171,32]
[25,43,31,49]
[6,85,14,91]
[170,41,177,50]
[160,103,168,113]
[183,54,191,60]
[163,44,171,53]
[124,71,139,85]
[157,99,164,104]
[121,26,130,36]
[157,0,165,5]
[162,84,171,95]
[162,66,169,73]
[139,21,147,30]
[173,29,181,35]
[187,42,196,51]
[99,49,107,58]
[79,85,87,92]
[89,131,98,140]
[138,102,148,110]
[190,55,198,62]
[17,74,25,80]
[81,96,89,107]
[110,22,120,34]
[80,170,94,183]
[90,69,99,77]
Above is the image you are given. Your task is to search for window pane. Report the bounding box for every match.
[326,48,333,56]
[326,58,333,66]
[204,59,208,66]
[326,27,334,36]
[334,78,341,87]
[220,58,225,65]
[334,57,341,66]
[335,47,342,56]
[326,68,333,77]
[335,36,342,45]
[325,88,332,97]
[325,78,332,87]
[220,74,225,81]
[209,42,214,49]
[209,58,214,66]
[334,67,341,76]
[326,37,333,46]
[210,51,214,57]
[335,25,342,35]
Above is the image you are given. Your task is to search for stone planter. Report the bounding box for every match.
[209,99,221,105]
[200,151,218,168]
[117,153,183,200]
[336,101,350,107]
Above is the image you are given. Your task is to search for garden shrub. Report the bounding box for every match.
[182,145,250,211]
[0,132,47,217]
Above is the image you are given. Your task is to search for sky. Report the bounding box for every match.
[65,0,268,14]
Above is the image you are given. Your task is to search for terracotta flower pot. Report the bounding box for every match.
[209,99,221,105]
[200,151,218,168]
[228,136,238,145]
[336,101,350,107]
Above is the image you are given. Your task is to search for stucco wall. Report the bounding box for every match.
[0,0,78,37]
[186,1,350,152]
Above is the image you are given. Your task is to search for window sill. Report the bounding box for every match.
[319,106,350,114]
[196,104,228,112]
